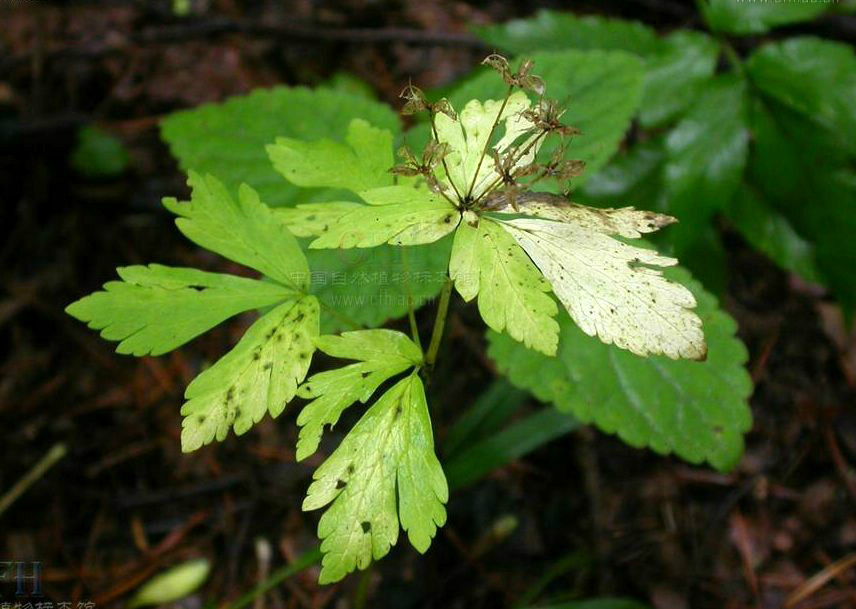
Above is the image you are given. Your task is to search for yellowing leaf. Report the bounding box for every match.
[499,217,706,360]
[295,329,422,460]
[303,372,447,583]
[434,91,540,199]
[308,186,460,249]
[450,217,559,355]
[489,192,676,237]
[180,295,320,452]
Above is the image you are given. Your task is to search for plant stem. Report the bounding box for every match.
[720,39,745,79]
[0,442,67,518]
[226,548,322,609]
[400,247,423,351]
[424,276,453,369]
[353,565,372,609]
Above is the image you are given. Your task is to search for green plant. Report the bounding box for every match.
[474,3,856,310]
[67,53,752,582]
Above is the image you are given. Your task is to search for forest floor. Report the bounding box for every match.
[2,2,856,608]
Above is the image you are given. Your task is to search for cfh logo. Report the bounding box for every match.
[0,561,43,597]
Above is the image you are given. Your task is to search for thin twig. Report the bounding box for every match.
[225,548,322,609]
[0,442,67,518]
[1,20,487,73]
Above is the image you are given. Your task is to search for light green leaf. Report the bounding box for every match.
[433,90,541,200]
[180,295,320,452]
[747,38,856,155]
[309,186,460,249]
[267,118,394,192]
[160,86,400,207]
[700,0,831,35]
[498,218,706,360]
[163,172,308,289]
[66,265,294,356]
[295,329,422,460]
[303,372,447,583]
[274,201,364,238]
[639,30,719,128]
[450,217,558,356]
[664,75,749,254]
[446,50,645,189]
[472,10,661,56]
[725,185,821,284]
[128,559,210,609]
[488,267,753,472]
[159,90,460,331]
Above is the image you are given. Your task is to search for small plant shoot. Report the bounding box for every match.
[67,55,748,583]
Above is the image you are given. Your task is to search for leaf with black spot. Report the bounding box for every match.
[180,295,320,452]
[295,329,422,460]
[303,372,447,583]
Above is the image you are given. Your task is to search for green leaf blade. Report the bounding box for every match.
[639,30,719,128]
[488,267,753,472]
[303,373,447,583]
[180,295,320,452]
[445,49,645,189]
[164,173,309,289]
[309,187,460,249]
[453,218,559,356]
[747,37,856,155]
[664,75,749,255]
[472,10,661,56]
[66,265,294,356]
[267,118,394,192]
[295,329,422,460]
[700,0,832,35]
[160,86,400,207]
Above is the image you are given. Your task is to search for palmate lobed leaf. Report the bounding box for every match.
[266,118,394,193]
[70,169,322,452]
[160,86,400,208]
[444,50,645,190]
[308,186,460,249]
[488,267,752,472]
[433,90,540,199]
[498,218,706,361]
[295,329,422,460]
[450,214,559,356]
[65,264,295,356]
[164,171,309,289]
[162,89,450,332]
[303,371,447,584]
[287,86,706,362]
[181,294,320,452]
